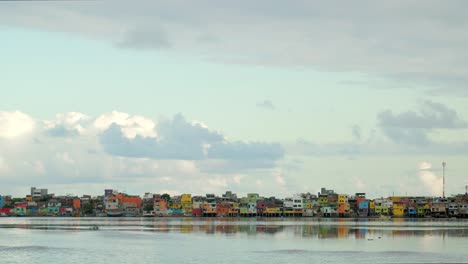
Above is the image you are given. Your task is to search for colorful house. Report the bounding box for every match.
[358,200,369,217]
[73,199,81,211]
[229,202,240,216]
[337,203,350,217]
[202,201,216,217]
[47,200,61,214]
[303,200,315,217]
[181,194,192,216]
[247,193,258,216]
[319,195,328,207]
[192,196,203,216]
[374,206,389,215]
[215,202,231,216]
[13,202,27,216]
[392,203,407,217]
[155,198,168,216]
[0,208,11,216]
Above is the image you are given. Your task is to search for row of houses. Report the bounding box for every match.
[1,187,468,218]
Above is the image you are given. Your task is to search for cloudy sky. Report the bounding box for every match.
[1,1,467,198]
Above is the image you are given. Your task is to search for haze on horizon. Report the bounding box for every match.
[1,1,468,198]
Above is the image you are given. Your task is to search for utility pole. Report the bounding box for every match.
[442,161,446,198]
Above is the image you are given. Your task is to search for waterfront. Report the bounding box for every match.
[1,218,467,264]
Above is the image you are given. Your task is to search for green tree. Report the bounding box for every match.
[161,193,171,202]
[82,201,95,216]
[144,204,154,212]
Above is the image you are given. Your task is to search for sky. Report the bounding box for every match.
[1,0,467,198]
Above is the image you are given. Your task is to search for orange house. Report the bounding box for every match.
[337,203,350,215]
[109,193,142,208]
[73,199,81,209]
[216,202,230,216]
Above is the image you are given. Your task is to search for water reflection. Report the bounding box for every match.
[1,217,467,239]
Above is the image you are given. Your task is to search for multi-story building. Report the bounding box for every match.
[431,198,448,218]
[31,187,48,198]
[202,194,216,217]
[292,194,303,216]
[181,194,192,216]
[247,193,258,216]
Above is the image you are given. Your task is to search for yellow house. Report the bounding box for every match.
[181,194,192,215]
[393,203,406,217]
[338,194,348,204]
[181,194,192,205]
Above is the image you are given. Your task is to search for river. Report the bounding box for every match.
[1,217,467,263]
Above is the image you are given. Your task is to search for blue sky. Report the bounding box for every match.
[1,1,467,197]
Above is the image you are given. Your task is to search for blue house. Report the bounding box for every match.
[0,196,4,208]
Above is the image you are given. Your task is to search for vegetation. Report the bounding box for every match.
[161,193,171,202]
[82,201,95,216]
[144,204,154,212]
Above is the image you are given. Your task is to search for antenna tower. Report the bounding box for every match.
[442,161,446,198]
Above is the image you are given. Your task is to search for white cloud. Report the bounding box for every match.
[0,111,35,139]
[352,177,366,190]
[44,112,90,137]
[275,174,286,186]
[207,178,228,188]
[418,162,443,196]
[233,175,244,184]
[94,111,156,139]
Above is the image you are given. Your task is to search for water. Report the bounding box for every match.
[1,217,467,264]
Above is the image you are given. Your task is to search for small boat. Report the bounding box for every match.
[90,225,99,230]
[106,211,124,217]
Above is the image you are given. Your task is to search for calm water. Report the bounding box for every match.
[1,217,467,264]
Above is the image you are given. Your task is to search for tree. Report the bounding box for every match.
[144,204,154,212]
[82,201,95,216]
[161,193,171,202]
